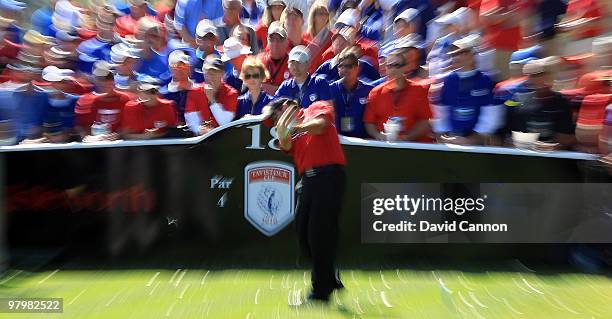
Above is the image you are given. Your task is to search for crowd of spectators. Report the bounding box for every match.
[0,0,609,162]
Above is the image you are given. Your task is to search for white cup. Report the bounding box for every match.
[383,122,401,142]
[512,131,540,149]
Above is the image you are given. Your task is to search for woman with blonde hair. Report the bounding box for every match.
[306,0,333,72]
[236,56,273,118]
[255,0,287,49]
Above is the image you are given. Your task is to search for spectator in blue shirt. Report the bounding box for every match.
[0,64,48,142]
[135,17,171,81]
[236,56,273,118]
[193,19,222,83]
[111,43,142,92]
[40,66,79,143]
[329,47,374,138]
[432,35,504,145]
[76,7,122,74]
[315,56,380,84]
[241,0,265,27]
[160,50,196,125]
[176,0,224,46]
[360,4,384,42]
[275,45,332,108]
[392,0,435,41]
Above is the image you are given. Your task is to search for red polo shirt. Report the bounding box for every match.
[76,91,134,133]
[283,101,346,175]
[258,51,290,87]
[364,79,433,142]
[184,83,238,127]
[122,98,178,134]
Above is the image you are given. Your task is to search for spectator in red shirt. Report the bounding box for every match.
[76,61,134,142]
[121,79,178,140]
[258,21,289,94]
[254,0,286,49]
[184,55,238,135]
[364,51,433,142]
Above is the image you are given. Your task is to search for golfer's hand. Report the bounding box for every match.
[277,106,298,140]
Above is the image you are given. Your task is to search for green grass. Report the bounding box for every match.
[0,267,611,318]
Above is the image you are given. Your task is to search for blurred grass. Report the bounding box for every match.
[0,267,611,318]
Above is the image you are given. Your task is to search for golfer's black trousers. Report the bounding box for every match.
[295,164,346,299]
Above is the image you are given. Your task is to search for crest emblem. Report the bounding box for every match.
[244,161,295,236]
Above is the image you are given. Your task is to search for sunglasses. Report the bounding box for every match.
[244,73,261,80]
[387,63,406,69]
[198,34,217,40]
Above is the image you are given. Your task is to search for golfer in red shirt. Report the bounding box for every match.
[263,98,346,304]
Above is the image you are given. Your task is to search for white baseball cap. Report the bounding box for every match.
[196,19,218,38]
[288,45,309,64]
[448,34,480,55]
[110,43,141,64]
[335,8,358,28]
[42,66,75,82]
[168,50,192,66]
[220,37,252,62]
[394,8,419,24]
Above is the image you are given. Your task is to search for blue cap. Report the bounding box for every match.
[510,45,542,65]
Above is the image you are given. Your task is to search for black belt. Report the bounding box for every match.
[302,164,344,178]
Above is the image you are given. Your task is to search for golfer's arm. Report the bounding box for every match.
[295,115,328,135]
